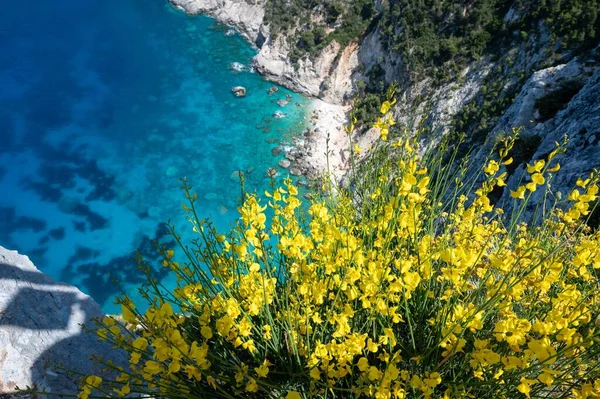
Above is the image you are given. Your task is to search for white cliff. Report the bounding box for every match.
[0,246,125,396]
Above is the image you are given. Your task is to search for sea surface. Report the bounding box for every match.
[0,0,309,312]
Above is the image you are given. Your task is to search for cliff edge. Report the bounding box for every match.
[0,246,125,397]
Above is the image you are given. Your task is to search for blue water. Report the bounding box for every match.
[0,0,309,313]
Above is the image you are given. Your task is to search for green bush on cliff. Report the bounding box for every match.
[265,0,374,60]
[379,0,599,78]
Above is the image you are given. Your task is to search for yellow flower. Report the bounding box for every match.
[113,384,130,397]
[132,337,148,350]
[201,326,213,340]
[255,359,271,378]
[531,173,545,185]
[143,360,161,376]
[548,163,560,172]
[380,101,392,114]
[483,160,499,175]
[526,159,545,173]
[246,377,258,392]
[367,338,379,353]
[286,392,302,399]
[121,303,137,324]
[357,357,369,372]
[354,143,362,154]
[510,186,526,199]
[85,376,102,388]
[310,367,321,380]
[517,377,536,398]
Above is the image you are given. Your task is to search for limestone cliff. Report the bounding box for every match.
[170,0,359,104]
[0,246,125,396]
[170,0,600,200]
[170,0,267,45]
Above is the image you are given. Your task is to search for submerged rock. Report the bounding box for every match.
[271,146,283,156]
[267,86,279,95]
[273,110,286,119]
[277,99,289,107]
[165,165,178,178]
[225,29,235,37]
[265,167,279,178]
[289,167,303,176]
[229,170,244,182]
[231,86,247,97]
[279,159,291,169]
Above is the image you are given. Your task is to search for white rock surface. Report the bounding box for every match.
[169,0,267,44]
[492,62,600,210]
[0,246,125,396]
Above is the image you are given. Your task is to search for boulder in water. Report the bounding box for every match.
[267,86,279,95]
[290,167,303,176]
[273,111,286,119]
[225,29,235,37]
[229,170,244,182]
[165,166,178,178]
[271,146,283,156]
[232,86,247,97]
[279,159,291,169]
[277,99,289,107]
[265,168,279,178]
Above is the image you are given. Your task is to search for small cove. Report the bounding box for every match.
[0,0,310,313]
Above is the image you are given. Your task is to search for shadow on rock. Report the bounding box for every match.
[0,248,127,398]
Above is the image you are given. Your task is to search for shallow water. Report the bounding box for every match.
[0,0,309,312]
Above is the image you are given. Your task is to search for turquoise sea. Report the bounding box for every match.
[0,0,309,313]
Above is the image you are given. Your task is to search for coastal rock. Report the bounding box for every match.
[482,60,600,212]
[254,36,359,104]
[169,0,266,45]
[229,170,244,182]
[289,167,303,176]
[231,86,247,97]
[267,86,279,95]
[0,246,126,396]
[278,159,291,169]
[273,110,286,119]
[277,99,289,107]
[265,167,278,178]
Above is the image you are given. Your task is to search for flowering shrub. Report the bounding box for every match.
[81,105,600,399]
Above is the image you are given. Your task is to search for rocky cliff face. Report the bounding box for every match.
[0,246,125,396]
[170,0,359,104]
[171,0,599,198]
[486,58,600,211]
[170,0,267,45]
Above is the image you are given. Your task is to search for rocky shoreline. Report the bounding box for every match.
[169,0,358,184]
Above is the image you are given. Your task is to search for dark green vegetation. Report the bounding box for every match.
[264,0,375,63]
[265,0,599,72]
[380,0,599,77]
[264,0,599,133]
